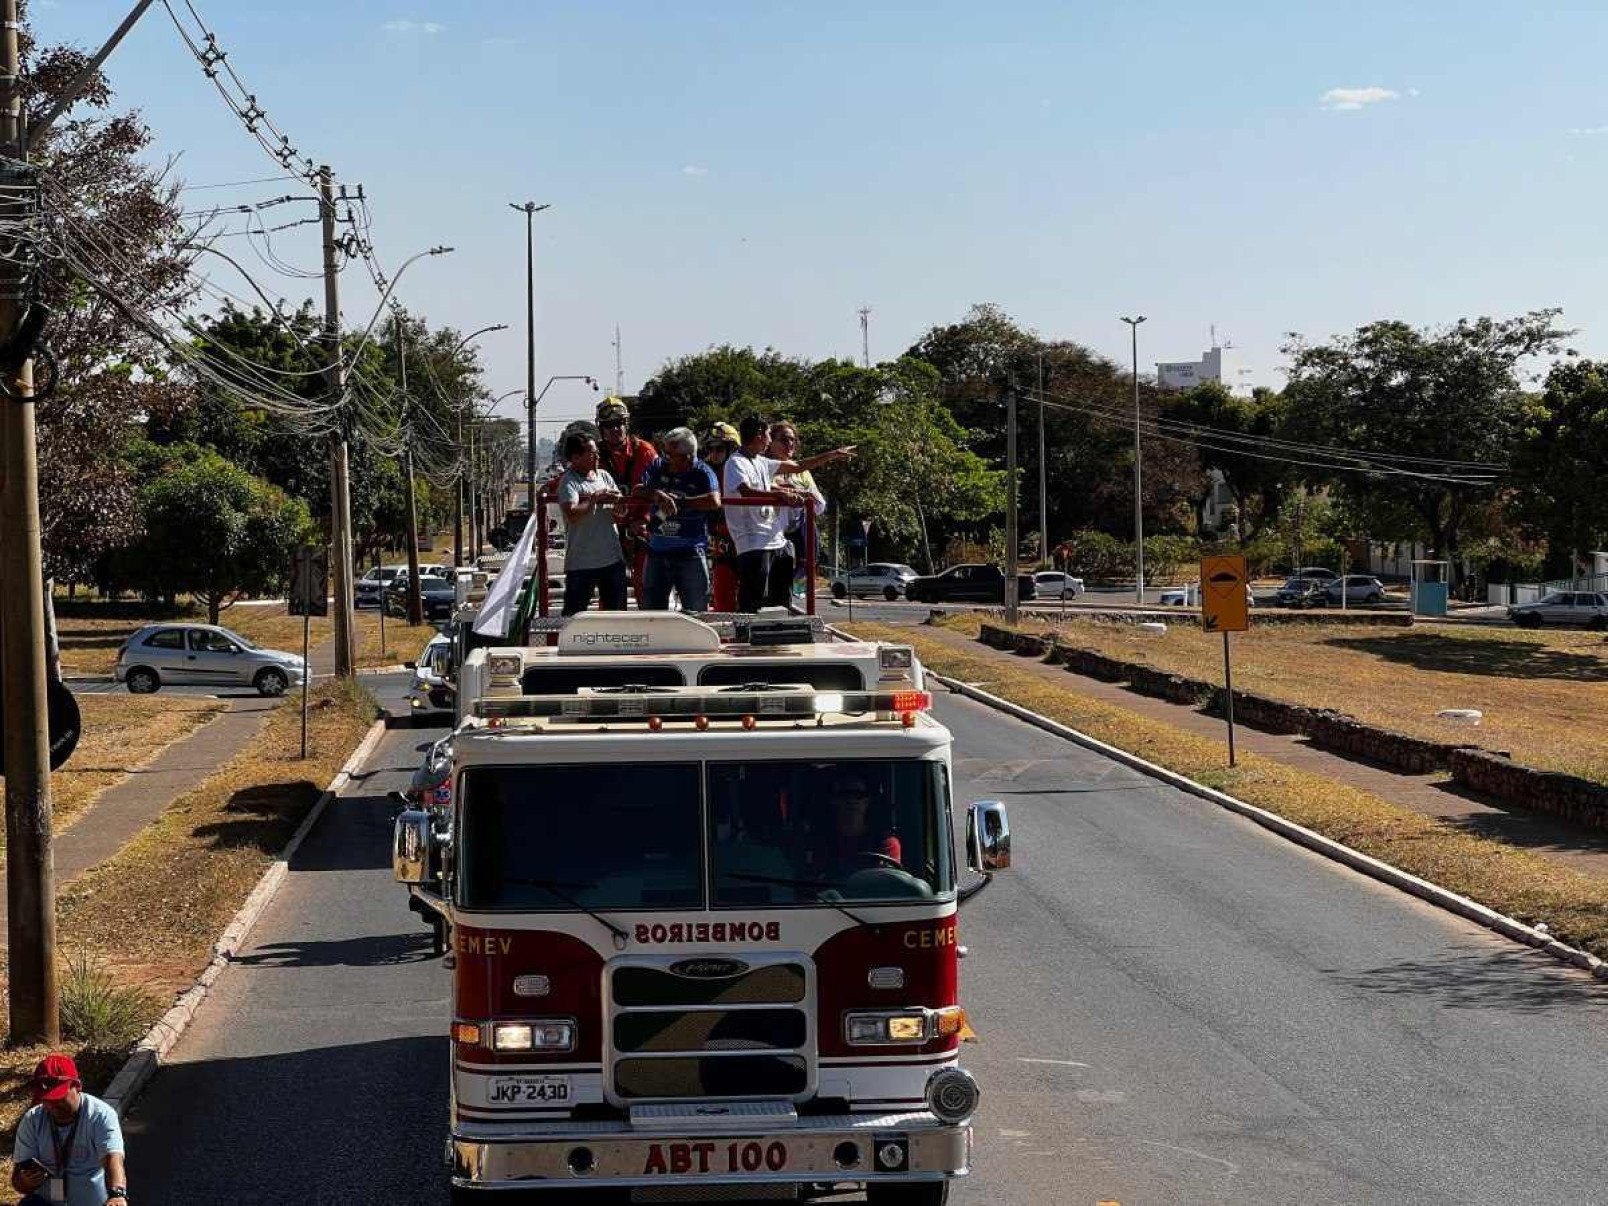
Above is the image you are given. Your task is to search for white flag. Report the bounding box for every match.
[473,513,540,638]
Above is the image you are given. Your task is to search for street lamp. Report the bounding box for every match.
[447,324,509,566]
[1120,315,1147,605]
[511,201,553,511]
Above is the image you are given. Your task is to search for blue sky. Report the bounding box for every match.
[39,0,1608,428]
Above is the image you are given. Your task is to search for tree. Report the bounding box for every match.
[1161,382,1290,541]
[1281,312,1572,582]
[22,10,194,586]
[132,447,314,622]
[1513,361,1608,578]
[906,305,1204,543]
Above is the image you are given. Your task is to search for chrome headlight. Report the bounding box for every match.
[491,1019,575,1052]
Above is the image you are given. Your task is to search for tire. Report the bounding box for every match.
[125,667,160,695]
[832,583,847,599]
[254,667,289,697]
[884,585,900,601]
[1515,613,1542,629]
[1588,616,1607,632]
[867,1182,950,1206]
[1367,592,1383,604]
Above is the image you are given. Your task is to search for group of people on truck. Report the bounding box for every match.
[555,397,854,615]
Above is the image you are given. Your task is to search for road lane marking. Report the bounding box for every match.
[1136,1139,1239,1173]
[1017,1057,1090,1067]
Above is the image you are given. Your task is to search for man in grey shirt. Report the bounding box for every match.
[557,431,628,616]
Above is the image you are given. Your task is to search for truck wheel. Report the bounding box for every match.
[868,1182,950,1206]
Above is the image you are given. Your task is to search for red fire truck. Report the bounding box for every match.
[394,612,1010,1202]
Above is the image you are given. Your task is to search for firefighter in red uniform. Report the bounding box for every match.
[595,396,657,606]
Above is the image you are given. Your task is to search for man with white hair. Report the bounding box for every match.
[634,426,722,611]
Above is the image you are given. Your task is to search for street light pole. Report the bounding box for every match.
[510,201,551,513]
[1037,350,1048,568]
[440,324,507,567]
[1120,315,1147,605]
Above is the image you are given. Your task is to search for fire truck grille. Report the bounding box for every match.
[614,963,806,1007]
[608,957,815,1102]
[615,1008,807,1054]
[614,1055,809,1100]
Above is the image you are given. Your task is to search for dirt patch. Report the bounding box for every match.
[0,679,376,1151]
[941,612,1608,786]
[852,619,1608,962]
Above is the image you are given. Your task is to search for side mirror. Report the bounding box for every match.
[966,801,1011,873]
[393,809,433,884]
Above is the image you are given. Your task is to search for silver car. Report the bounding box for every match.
[1509,590,1608,630]
[830,563,920,601]
[115,624,307,696]
[1033,570,1085,600]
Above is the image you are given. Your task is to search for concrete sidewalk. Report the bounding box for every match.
[0,697,279,929]
[916,623,1608,880]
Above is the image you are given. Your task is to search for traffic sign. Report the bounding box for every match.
[290,545,330,617]
[1200,554,1248,634]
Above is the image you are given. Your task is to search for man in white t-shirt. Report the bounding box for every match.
[720,415,854,613]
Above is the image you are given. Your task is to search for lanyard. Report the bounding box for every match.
[50,1105,82,1174]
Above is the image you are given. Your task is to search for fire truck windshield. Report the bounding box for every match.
[708,760,951,905]
[457,759,952,911]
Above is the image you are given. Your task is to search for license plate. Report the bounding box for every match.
[488,1076,570,1105]
[642,1139,791,1176]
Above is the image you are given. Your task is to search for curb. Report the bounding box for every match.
[927,670,1608,986]
[101,716,391,1118]
[357,663,410,676]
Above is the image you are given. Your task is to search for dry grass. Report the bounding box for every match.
[0,678,376,1152]
[937,612,1608,785]
[851,620,1608,961]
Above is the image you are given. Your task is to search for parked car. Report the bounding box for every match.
[356,564,410,608]
[904,563,1038,604]
[1324,575,1388,605]
[1509,590,1608,629]
[115,624,306,696]
[1033,571,1085,600]
[406,633,455,716]
[830,563,921,600]
[1275,577,1331,608]
[1159,583,1256,607]
[384,576,458,621]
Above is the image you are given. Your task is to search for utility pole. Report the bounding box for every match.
[1004,384,1020,626]
[454,406,465,568]
[613,322,624,395]
[1121,315,1147,606]
[321,167,356,676]
[511,201,550,513]
[858,306,872,368]
[1037,350,1048,568]
[395,311,423,625]
[0,0,59,1045]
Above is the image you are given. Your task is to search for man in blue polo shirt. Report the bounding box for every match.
[635,427,721,612]
[11,1053,128,1205]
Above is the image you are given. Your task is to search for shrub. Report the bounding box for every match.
[60,949,158,1051]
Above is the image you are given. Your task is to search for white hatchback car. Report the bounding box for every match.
[1033,571,1085,600]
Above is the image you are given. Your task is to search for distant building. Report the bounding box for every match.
[1155,344,1253,397]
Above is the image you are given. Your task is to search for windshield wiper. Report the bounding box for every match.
[718,871,877,929]
[506,876,630,950]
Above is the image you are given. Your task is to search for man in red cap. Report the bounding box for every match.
[11,1053,127,1205]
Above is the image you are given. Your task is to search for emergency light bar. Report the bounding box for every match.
[473,688,932,722]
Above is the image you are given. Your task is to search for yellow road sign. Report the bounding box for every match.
[1200,554,1249,633]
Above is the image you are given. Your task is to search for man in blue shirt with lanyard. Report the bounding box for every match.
[11,1053,128,1205]
[635,426,721,612]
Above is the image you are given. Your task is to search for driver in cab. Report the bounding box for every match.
[819,775,901,875]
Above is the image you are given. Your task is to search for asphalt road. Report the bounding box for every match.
[123,691,1608,1203]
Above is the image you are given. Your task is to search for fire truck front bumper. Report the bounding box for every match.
[451,1110,970,1193]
